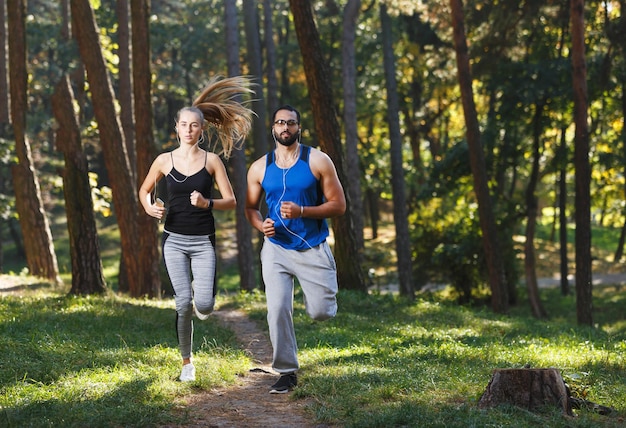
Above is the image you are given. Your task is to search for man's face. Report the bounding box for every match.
[273,110,300,147]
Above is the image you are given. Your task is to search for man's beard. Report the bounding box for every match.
[277,132,299,147]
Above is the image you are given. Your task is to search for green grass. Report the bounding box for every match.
[2,278,625,427]
[2,216,625,427]
[287,287,626,427]
[0,288,250,427]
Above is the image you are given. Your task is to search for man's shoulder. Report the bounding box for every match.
[306,146,332,164]
[248,154,268,176]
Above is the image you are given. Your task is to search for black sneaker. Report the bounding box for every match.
[269,373,297,394]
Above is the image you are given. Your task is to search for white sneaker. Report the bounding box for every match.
[193,302,210,320]
[179,363,196,382]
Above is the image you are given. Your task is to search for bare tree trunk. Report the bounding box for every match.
[262,0,279,119]
[117,0,136,170]
[614,219,626,262]
[52,76,106,295]
[289,0,367,292]
[71,0,142,294]
[614,85,626,262]
[379,4,414,300]
[243,1,269,159]
[571,0,593,326]
[524,103,547,318]
[0,0,8,123]
[7,0,61,285]
[114,0,134,295]
[0,0,8,270]
[225,0,257,292]
[557,127,570,295]
[342,0,365,251]
[449,0,508,313]
[132,0,161,298]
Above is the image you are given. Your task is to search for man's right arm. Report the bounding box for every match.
[246,159,277,237]
[245,159,266,232]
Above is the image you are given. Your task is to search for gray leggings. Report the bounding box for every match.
[163,230,216,359]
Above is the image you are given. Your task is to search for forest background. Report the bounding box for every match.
[0,0,625,326]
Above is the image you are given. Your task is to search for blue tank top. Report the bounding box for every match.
[164,151,215,236]
[262,145,328,250]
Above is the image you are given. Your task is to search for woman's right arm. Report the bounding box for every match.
[139,154,166,219]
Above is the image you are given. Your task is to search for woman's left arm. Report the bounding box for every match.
[206,152,236,210]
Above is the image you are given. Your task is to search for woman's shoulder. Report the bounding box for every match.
[154,151,173,165]
[204,150,220,161]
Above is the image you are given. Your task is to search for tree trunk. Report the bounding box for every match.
[570,0,593,326]
[8,0,61,285]
[0,0,9,123]
[478,368,573,416]
[449,0,508,313]
[115,0,133,295]
[0,0,8,271]
[523,102,547,318]
[289,0,367,292]
[366,188,379,240]
[225,0,257,292]
[380,4,415,300]
[558,127,570,295]
[52,76,107,295]
[262,0,279,119]
[116,0,135,170]
[614,85,626,263]
[342,0,364,251]
[71,0,142,294]
[131,0,162,298]
[243,0,269,159]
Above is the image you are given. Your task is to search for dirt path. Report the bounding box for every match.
[162,309,324,428]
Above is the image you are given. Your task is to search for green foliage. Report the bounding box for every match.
[410,141,520,303]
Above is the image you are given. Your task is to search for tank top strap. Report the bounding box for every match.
[299,145,311,162]
[266,150,275,167]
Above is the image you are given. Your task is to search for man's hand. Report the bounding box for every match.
[262,218,276,237]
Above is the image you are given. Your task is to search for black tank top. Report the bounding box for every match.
[164,152,215,236]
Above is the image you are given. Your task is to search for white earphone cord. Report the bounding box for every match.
[274,159,313,250]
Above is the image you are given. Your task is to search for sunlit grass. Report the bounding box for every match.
[285,288,626,428]
[0,289,250,427]
[2,272,625,427]
[3,217,626,427]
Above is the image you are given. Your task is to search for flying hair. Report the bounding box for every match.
[191,75,256,159]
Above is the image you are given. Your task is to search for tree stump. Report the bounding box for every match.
[478,368,573,416]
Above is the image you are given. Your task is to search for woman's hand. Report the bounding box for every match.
[151,198,166,220]
[190,190,209,209]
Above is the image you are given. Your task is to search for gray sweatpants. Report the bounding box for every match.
[163,231,216,359]
[260,238,338,374]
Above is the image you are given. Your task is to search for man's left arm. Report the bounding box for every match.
[306,151,346,219]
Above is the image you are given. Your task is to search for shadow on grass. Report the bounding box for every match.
[0,377,176,428]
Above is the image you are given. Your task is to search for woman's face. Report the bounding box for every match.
[177,110,203,145]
